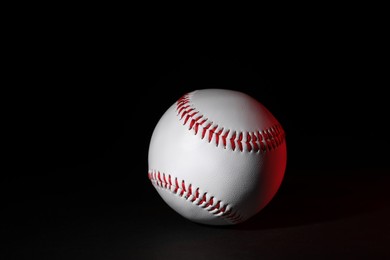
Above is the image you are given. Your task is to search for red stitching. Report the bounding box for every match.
[180,180,186,196]
[246,133,252,152]
[221,130,229,148]
[148,170,242,224]
[215,128,223,147]
[210,201,220,212]
[237,132,243,152]
[163,173,168,189]
[191,188,199,202]
[174,178,179,194]
[176,93,285,153]
[202,123,212,140]
[251,132,259,151]
[187,184,192,198]
[198,193,207,205]
[208,125,218,143]
[230,131,236,151]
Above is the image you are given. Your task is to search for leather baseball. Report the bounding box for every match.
[148,89,287,225]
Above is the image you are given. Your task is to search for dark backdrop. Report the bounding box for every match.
[3,22,389,259]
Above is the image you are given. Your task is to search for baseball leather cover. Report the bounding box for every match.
[148,89,287,225]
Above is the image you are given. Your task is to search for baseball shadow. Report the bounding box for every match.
[209,169,386,231]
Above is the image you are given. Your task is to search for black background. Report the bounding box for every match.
[3,16,389,259]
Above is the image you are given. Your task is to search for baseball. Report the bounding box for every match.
[148,89,287,225]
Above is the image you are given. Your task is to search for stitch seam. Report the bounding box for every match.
[148,170,243,224]
[176,93,285,152]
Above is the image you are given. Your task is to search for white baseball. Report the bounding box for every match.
[148,89,287,225]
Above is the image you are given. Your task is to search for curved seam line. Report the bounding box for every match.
[176,92,286,153]
[148,170,243,224]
